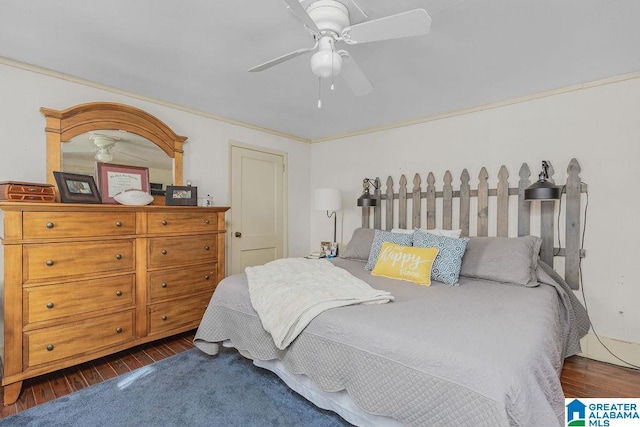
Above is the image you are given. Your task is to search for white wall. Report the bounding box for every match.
[310,75,640,366]
[0,61,313,353]
[0,61,312,258]
[2,59,639,367]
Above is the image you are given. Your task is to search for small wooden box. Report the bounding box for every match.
[0,181,56,202]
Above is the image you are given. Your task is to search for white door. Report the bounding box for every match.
[230,144,286,274]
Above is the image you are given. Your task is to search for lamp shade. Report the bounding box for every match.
[524,180,561,200]
[315,188,342,211]
[357,190,378,207]
[525,160,561,201]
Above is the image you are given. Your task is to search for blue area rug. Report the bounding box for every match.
[1,347,350,426]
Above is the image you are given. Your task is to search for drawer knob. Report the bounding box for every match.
[46,344,54,351]
[161,249,167,255]
[161,315,168,321]
[204,275,210,280]
[204,245,210,251]
[115,290,123,297]
[204,219,210,224]
[115,221,123,227]
[161,282,168,288]
[115,254,122,260]
[45,260,54,267]
[161,220,168,226]
[115,327,123,334]
[46,222,54,229]
[46,302,54,309]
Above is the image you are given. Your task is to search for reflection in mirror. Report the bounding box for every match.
[62,130,173,192]
[42,102,186,191]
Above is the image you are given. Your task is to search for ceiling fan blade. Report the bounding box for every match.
[113,149,148,162]
[342,9,432,44]
[248,45,316,72]
[338,52,373,97]
[282,0,320,34]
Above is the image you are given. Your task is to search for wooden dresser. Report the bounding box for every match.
[0,202,229,405]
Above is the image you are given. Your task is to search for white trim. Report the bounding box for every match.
[310,72,640,143]
[579,333,640,369]
[0,56,310,144]
[4,56,640,145]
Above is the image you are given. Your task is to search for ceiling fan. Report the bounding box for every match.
[249,0,432,100]
[89,133,148,163]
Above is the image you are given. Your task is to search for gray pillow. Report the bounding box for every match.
[340,228,375,262]
[459,236,542,287]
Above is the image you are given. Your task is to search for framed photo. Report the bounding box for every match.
[53,172,102,204]
[321,241,338,257]
[165,185,198,206]
[96,163,150,204]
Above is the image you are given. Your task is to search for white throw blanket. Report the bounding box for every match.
[246,258,393,350]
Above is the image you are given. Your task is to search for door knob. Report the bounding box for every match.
[235,231,242,238]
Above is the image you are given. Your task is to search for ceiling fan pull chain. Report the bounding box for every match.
[317,77,322,108]
[330,39,335,90]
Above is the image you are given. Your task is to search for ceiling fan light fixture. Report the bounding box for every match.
[95,147,113,163]
[90,133,117,163]
[311,49,342,78]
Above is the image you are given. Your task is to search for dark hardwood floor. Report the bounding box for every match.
[1,331,639,419]
[0,331,196,418]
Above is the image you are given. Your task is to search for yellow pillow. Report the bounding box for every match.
[371,242,439,286]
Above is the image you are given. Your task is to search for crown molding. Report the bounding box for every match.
[0,57,311,144]
[310,71,640,143]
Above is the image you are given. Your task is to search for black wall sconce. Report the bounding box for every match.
[525,161,561,201]
[357,178,379,207]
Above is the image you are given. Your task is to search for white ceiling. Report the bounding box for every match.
[1,0,639,141]
[64,130,173,170]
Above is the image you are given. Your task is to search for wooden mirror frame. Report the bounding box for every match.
[41,102,187,187]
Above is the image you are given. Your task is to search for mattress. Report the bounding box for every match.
[194,258,589,426]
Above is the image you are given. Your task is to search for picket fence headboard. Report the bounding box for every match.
[359,158,585,289]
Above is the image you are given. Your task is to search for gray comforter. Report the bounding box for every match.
[194,258,589,426]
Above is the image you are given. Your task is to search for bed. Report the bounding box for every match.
[194,160,589,426]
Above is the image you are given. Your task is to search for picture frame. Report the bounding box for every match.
[165,185,198,206]
[96,163,150,204]
[321,241,338,257]
[53,172,102,204]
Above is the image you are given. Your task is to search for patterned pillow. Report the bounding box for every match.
[365,230,414,271]
[371,242,439,286]
[413,230,470,285]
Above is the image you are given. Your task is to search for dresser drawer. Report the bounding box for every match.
[23,212,136,239]
[24,240,135,282]
[148,235,216,268]
[147,212,218,234]
[25,310,135,367]
[148,264,217,302]
[148,294,211,335]
[24,275,135,325]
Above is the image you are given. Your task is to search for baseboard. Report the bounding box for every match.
[578,333,640,368]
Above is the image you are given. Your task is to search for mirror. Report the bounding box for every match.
[62,130,173,190]
[42,102,186,194]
